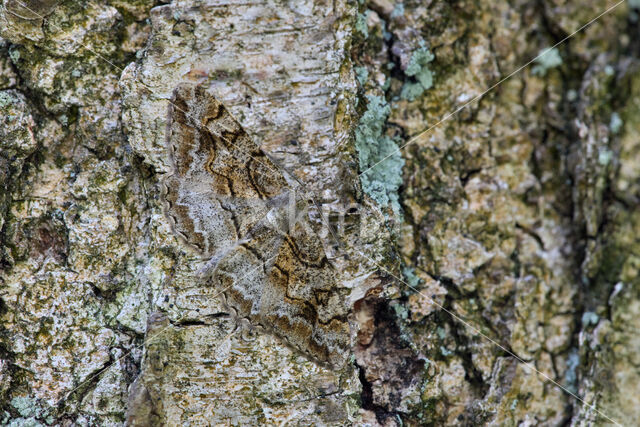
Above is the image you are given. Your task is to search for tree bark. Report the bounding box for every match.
[1,0,638,425]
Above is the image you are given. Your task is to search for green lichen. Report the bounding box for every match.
[598,148,613,166]
[7,418,44,427]
[610,112,623,134]
[400,82,426,102]
[604,65,615,76]
[403,266,421,288]
[401,47,434,101]
[355,95,404,216]
[439,346,453,356]
[531,47,562,77]
[355,11,370,38]
[392,301,409,320]
[564,349,580,394]
[10,397,41,419]
[354,66,369,86]
[8,47,20,63]
[391,3,404,18]
[581,311,600,326]
[8,397,50,426]
[0,91,17,108]
[405,48,434,83]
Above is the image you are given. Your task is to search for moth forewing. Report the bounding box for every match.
[161,83,351,367]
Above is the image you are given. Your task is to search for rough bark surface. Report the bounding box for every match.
[0,0,639,426]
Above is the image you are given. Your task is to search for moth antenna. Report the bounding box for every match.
[195,237,251,279]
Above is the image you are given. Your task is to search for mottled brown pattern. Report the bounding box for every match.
[161,83,350,367]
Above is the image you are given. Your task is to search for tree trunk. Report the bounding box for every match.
[1,0,638,425]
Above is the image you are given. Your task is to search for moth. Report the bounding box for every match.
[160,83,351,367]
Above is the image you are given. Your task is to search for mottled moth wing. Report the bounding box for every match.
[162,84,288,257]
[161,83,350,367]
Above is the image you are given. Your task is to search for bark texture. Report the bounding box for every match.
[1,0,639,425]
